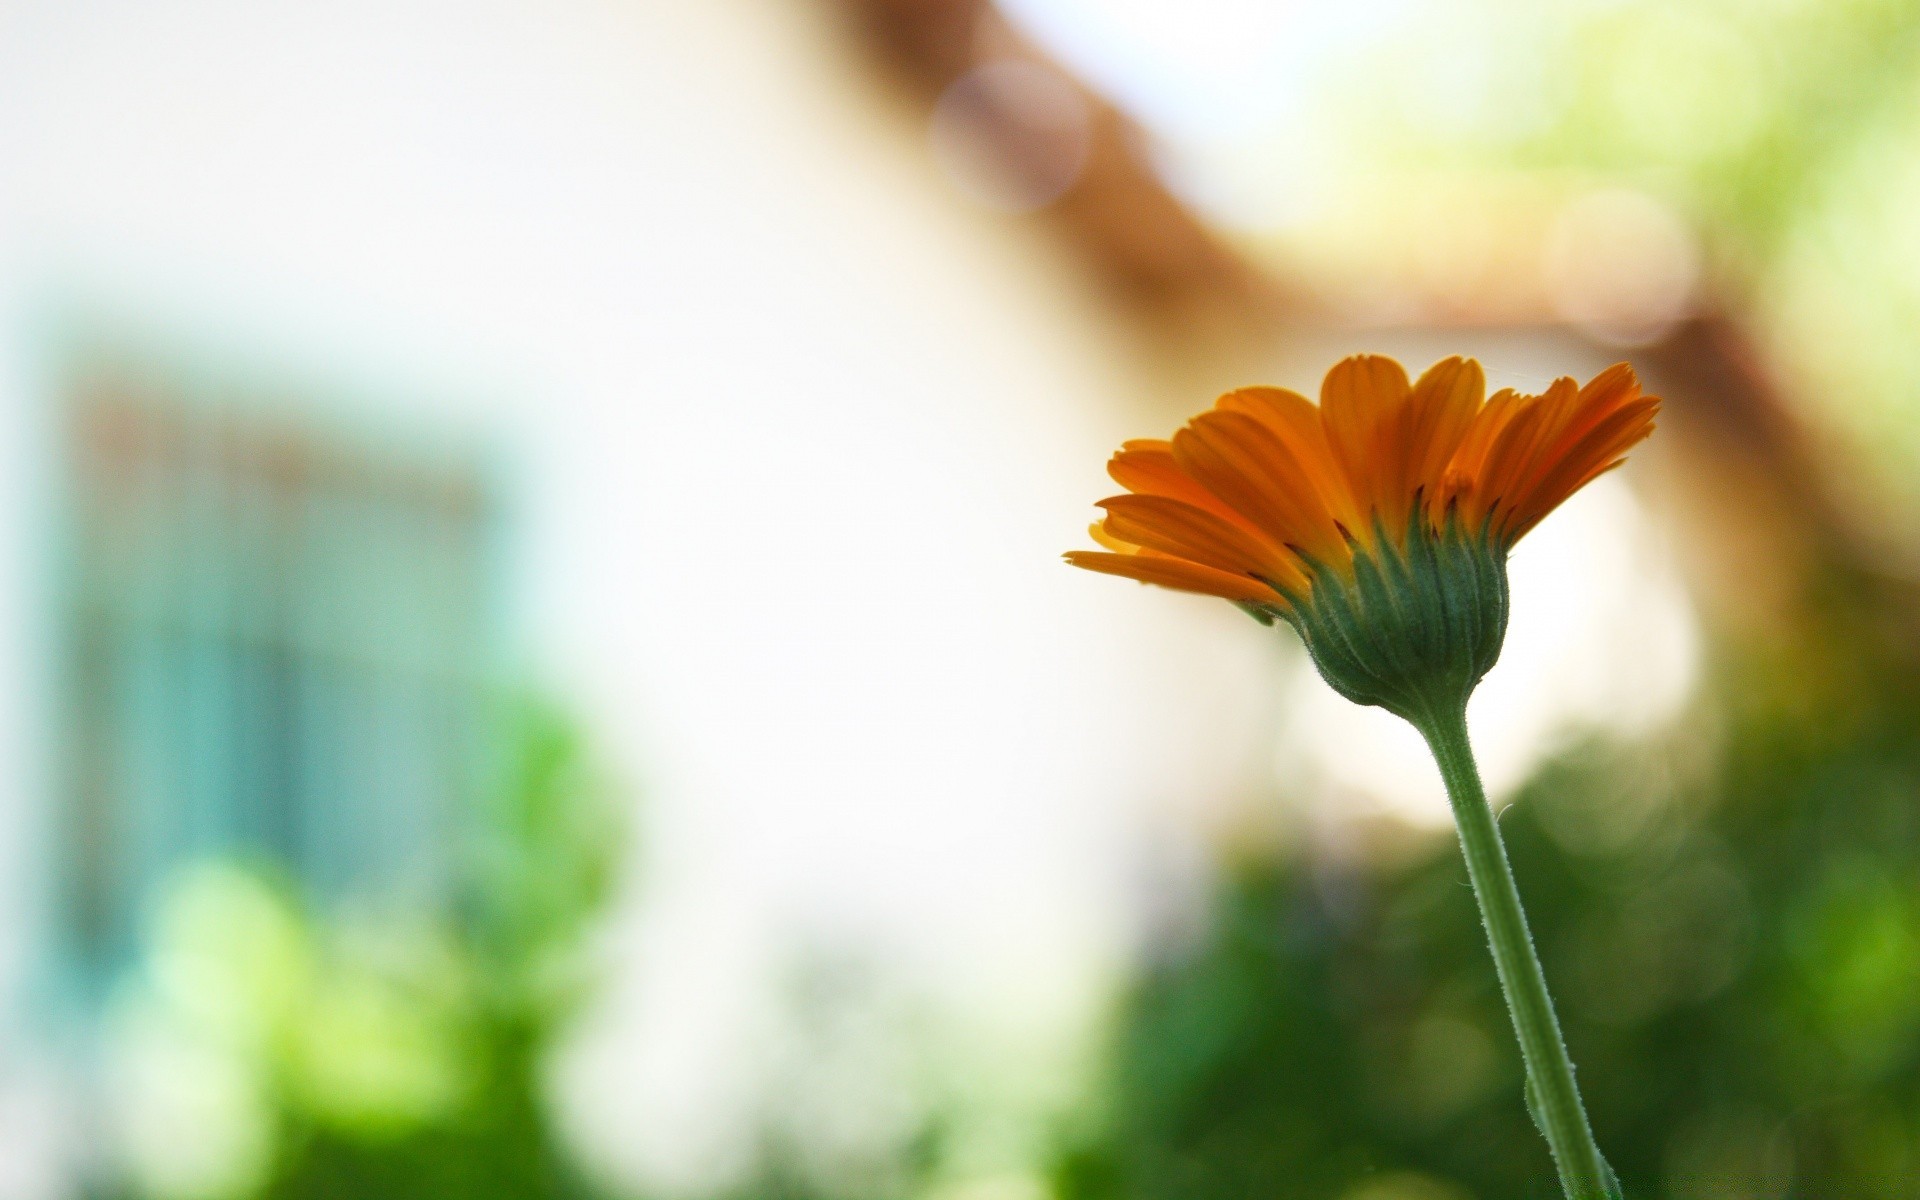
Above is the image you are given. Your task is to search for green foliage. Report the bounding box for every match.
[110,697,622,1200]
[464,695,625,1014]
[261,1009,588,1200]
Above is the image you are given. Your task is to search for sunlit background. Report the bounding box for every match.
[0,0,1917,1197]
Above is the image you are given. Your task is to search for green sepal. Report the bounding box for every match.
[1235,601,1277,626]
[1280,507,1510,723]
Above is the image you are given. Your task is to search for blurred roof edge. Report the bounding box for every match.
[828,0,1292,332]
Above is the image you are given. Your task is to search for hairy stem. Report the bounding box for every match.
[1415,703,1614,1199]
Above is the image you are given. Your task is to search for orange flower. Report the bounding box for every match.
[1066,354,1659,720]
[1066,355,1658,610]
[1070,354,1659,1189]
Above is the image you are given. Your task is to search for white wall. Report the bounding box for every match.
[0,1,1288,1194]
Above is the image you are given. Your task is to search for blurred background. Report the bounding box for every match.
[0,0,1918,1197]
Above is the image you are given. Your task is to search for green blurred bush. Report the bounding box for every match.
[1052,582,1920,1199]
[106,699,620,1200]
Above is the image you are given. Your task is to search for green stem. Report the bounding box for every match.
[1414,702,1613,1199]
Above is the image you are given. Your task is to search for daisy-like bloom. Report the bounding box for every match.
[1066,354,1658,724]
[1066,353,1659,1200]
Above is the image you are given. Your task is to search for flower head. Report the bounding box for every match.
[1066,355,1659,720]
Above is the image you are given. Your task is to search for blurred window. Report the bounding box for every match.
[55,362,499,988]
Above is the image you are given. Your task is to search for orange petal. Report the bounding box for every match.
[1500,396,1658,540]
[1319,354,1413,527]
[1403,356,1485,513]
[1171,411,1349,566]
[1107,442,1262,532]
[1097,493,1303,585]
[1441,387,1525,530]
[1063,551,1281,604]
[1447,387,1523,480]
[1088,521,1136,553]
[1532,367,1650,475]
[1214,385,1360,528]
[1471,365,1661,543]
[1576,361,1641,410]
[1477,377,1579,521]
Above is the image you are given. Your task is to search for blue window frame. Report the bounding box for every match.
[55,360,501,988]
